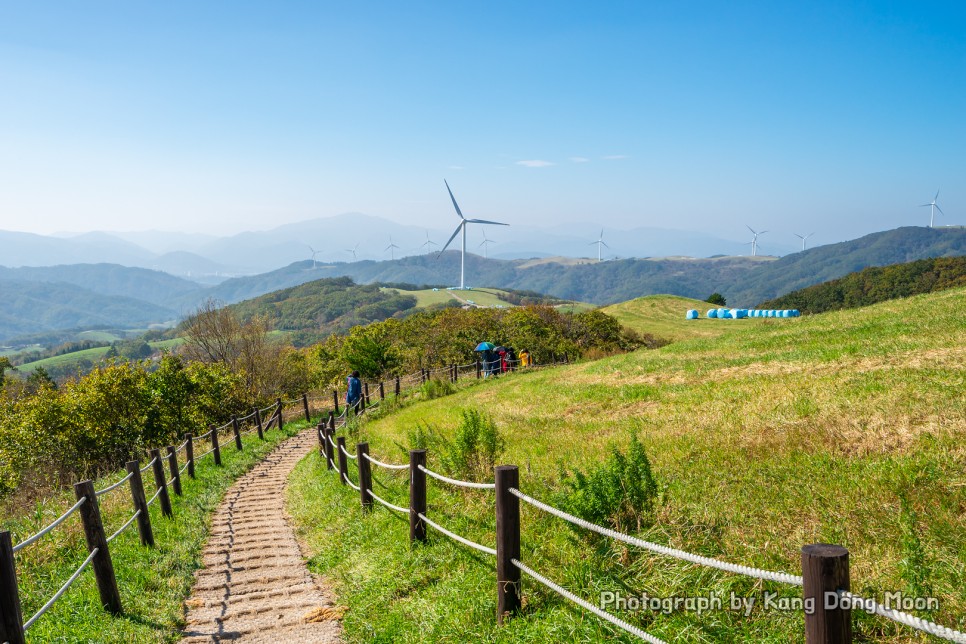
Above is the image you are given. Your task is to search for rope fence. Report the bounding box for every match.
[95,471,134,498]
[22,547,100,632]
[11,498,87,554]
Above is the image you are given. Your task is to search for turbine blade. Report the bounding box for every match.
[935,189,940,201]
[444,179,465,219]
[466,218,509,226]
[919,203,932,207]
[588,240,597,245]
[601,241,610,249]
[439,223,462,253]
[935,204,944,215]
[759,230,769,235]
[746,225,756,235]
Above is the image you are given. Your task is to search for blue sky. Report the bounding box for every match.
[0,1,963,248]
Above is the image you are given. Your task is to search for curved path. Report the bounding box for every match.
[181,427,342,643]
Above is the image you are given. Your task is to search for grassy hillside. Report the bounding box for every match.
[602,294,735,342]
[289,287,966,642]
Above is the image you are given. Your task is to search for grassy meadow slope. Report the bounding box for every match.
[602,294,732,342]
[289,287,966,642]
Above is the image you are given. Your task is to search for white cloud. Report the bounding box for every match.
[516,159,555,167]
[569,156,590,163]
[602,154,629,160]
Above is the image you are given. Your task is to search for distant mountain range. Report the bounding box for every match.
[4,213,794,278]
[0,226,962,343]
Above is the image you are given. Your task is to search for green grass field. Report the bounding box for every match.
[15,338,184,372]
[603,294,744,343]
[289,287,966,642]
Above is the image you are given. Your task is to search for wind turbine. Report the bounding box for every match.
[385,236,400,260]
[793,232,815,251]
[345,243,360,261]
[919,190,944,228]
[439,180,508,289]
[746,226,768,257]
[307,245,321,268]
[420,231,438,254]
[479,230,497,259]
[589,229,609,262]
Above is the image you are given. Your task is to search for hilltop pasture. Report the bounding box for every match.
[289,287,966,642]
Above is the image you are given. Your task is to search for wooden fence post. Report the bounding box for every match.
[409,449,427,544]
[166,446,182,496]
[302,393,311,422]
[254,407,264,440]
[395,376,401,396]
[150,448,173,518]
[495,465,521,625]
[317,421,326,457]
[231,415,243,451]
[73,480,123,615]
[184,433,195,479]
[332,389,340,416]
[337,437,348,486]
[803,544,852,644]
[357,443,372,510]
[210,424,221,466]
[275,398,283,430]
[324,425,334,471]
[363,382,370,406]
[476,358,481,379]
[454,364,459,382]
[379,382,385,401]
[125,461,154,547]
[0,530,26,644]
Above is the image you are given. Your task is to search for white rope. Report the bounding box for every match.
[417,465,496,490]
[179,461,190,475]
[367,488,408,514]
[23,547,99,631]
[213,419,232,432]
[363,452,410,470]
[509,488,803,586]
[107,510,141,544]
[341,470,361,491]
[837,590,966,643]
[176,439,189,452]
[146,486,163,506]
[417,513,496,556]
[12,498,87,553]
[140,457,158,473]
[166,476,177,488]
[512,558,666,643]
[95,471,134,497]
[196,428,213,440]
[196,447,216,460]
[339,443,358,460]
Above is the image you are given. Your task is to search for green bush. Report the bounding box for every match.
[557,434,659,534]
[440,409,505,482]
[420,377,455,400]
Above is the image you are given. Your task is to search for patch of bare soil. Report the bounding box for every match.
[180,429,342,643]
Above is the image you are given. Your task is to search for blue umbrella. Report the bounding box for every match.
[475,341,495,351]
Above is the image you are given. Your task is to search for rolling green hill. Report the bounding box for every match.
[290,286,966,641]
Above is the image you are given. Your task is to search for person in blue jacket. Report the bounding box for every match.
[346,371,362,409]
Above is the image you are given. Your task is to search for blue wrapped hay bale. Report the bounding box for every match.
[686,309,699,320]
[707,309,718,318]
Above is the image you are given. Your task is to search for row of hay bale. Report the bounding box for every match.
[685,308,800,320]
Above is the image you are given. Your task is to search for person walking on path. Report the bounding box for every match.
[345,370,362,411]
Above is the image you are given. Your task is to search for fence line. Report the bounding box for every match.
[417,465,496,490]
[22,547,99,631]
[11,498,87,554]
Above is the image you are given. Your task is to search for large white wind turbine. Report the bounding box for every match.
[919,190,944,228]
[793,232,815,251]
[439,180,508,289]
[345,243,360,261]
[746,226,768,257]
[589,229,610,262]
[385,236,400,260]
[479,230,496,259]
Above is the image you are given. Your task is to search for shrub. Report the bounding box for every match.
[557,434,659,534]
[706,292,727,306]
[420,378,455,400]
[440,409,505,482]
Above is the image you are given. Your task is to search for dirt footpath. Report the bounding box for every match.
[180,428,342,643]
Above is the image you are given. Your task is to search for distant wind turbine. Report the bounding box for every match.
[307,245,320,268]
[589,229,610,262]
[345,243,360,261]
[479,230,497,259]
[420,231,438,254]
[439,180,508,289]
[919,190,944,228]
[746,226,768,257]
[385,236,400,260]
[793,232,815,251]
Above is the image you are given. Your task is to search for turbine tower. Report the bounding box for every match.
[746,226,768,257]
[589,229,609,262]
[793,232,815,251]
[919,190,944,228]
[479,230,496,259]
[439,180,508,289]
[385,236,400,260]
[345,243,360,261]
[420,231,438,254]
